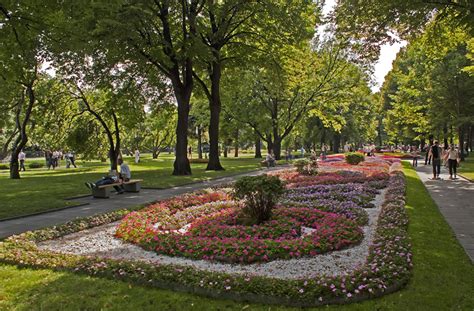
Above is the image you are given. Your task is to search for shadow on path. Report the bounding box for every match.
[414,162,474,263]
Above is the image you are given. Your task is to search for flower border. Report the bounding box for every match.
[0,164,411,307]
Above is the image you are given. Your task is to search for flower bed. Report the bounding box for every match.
[0,161,411,307]
[141,207,363,263]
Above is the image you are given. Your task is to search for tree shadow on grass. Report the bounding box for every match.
[2,265,265,311]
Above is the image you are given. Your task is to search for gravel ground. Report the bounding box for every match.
[38,189,387,280]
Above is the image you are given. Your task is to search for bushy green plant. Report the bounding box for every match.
[233,175,284,224]
[0,164,9,170]
[345,152,365,165]
[293,159,318,175]
[28,162,44,169]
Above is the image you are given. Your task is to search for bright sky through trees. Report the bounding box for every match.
[322,0,406,92]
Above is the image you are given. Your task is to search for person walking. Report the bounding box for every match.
[321,144,328,160]
[134,149,140,164]
[446,144,460,180]
[411,146,419,167]
[18,150,26,171]
[430,141,442,179]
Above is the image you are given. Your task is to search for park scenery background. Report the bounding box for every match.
[1,1,473,310]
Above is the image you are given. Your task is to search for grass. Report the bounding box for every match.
[0,162,473,310]
[0,154,264,220]
[458,155,474,181]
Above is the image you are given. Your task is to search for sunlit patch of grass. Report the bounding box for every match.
[0,154,262,219]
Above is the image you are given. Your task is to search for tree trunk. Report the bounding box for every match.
[255,136,262,158]
[273,138,282,160]
[197,127,203,159]
[234,129,239,157]
[152,148,158,159]
[333,133,341,153]
[206,60,224,171]
[172,87,192,175]
[223,145,228,157]
[459,126,465,161]
[10,85,35,179]
[443,124,448,149]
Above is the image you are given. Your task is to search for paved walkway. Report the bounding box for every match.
[415,163,474,263]
[0,167,284,239]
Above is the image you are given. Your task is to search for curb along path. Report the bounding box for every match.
[0,166,285,239]
[415,163,474,263]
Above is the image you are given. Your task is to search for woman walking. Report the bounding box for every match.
[446,144,460,180]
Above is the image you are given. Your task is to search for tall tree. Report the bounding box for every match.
[0,1,46,179]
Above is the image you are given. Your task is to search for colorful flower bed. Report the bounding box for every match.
[0,160,411,307]
[141,207,363,263]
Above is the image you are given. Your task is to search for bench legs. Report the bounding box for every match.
[92,187,111,198]
[124,182,141,192]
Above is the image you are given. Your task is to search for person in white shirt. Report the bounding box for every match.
[119,158,131,181]
[134,149,140,164]
[266,151,276,168]
[446,144,460,180]
[18,151,26,171]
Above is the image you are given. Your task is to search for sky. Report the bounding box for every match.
[321,0,406,93]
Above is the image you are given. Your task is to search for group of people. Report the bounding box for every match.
[44,150,77,169]
[425,141,461,180]
[85,157,131,194]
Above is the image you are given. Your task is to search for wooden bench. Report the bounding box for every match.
[92,179,143,198]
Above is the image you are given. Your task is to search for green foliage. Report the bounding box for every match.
[293,159,318,175]
[0,164,9,170]
[27,162,43,169]
[233,175,284,224]
[345,152,365,165]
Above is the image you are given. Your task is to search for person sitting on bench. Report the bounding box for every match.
[266,151,276,168]
[85,159,131,194]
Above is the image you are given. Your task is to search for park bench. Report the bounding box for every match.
[91,179,143,198]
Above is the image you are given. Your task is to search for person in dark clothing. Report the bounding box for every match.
[85,172,124,194]
[430,141,442,179]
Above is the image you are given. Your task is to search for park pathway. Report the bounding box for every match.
[415,163,474,263]
[0,166,284,239]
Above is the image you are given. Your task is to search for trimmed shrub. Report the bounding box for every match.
[0,164,9,170]
[233,175,284,224]
[28,162,44,169]
[345,152,364,165]
[293,159,318,175]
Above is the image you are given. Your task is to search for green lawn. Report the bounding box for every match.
[459,155,474,181]
[0,162,472,310]
[0,154,263,220]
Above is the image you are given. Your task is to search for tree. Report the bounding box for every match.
[225,42,354,159]
[0,1,46,179]
[191,0,318,170]
[333,0,474,60]
[143,103,177,159]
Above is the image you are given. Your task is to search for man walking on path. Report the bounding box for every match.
[429,141,442,179]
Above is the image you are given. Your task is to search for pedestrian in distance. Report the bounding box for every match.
[430,141,442,180]
[18,150,26,171]
[411,146,419,167]
[134,149,140,164]
[445,144,460,180]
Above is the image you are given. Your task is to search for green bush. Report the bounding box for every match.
[345,152,365,165]
[233,175,284,224]
[28,162,44,169]
[0,164,9,170]
[293,158,318,175]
